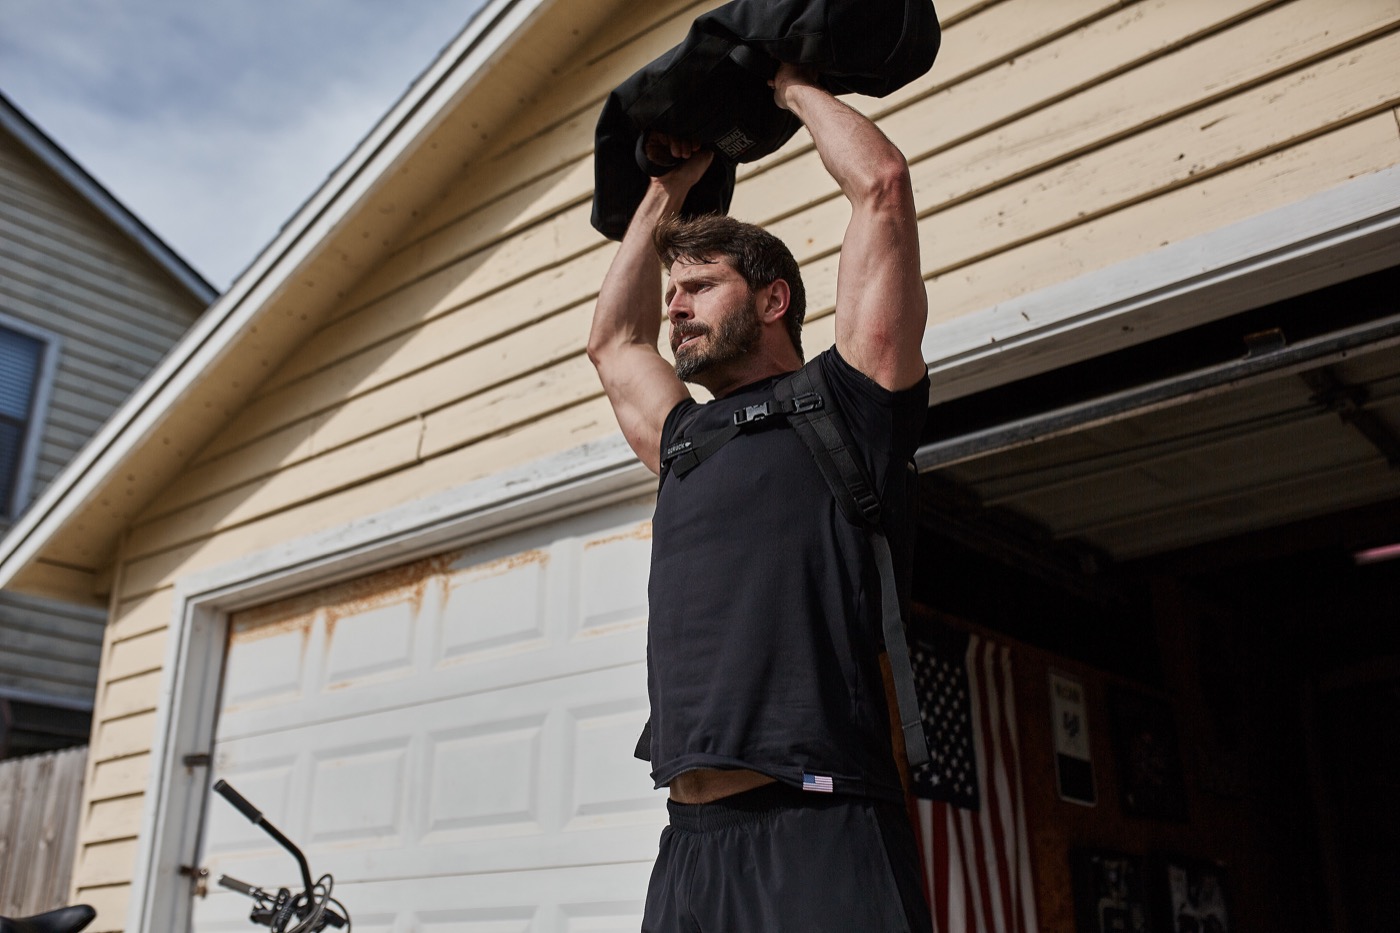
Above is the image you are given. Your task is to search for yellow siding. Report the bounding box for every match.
[100,669,163,721]
[117,397,618,598]
[72,0,1400,923]
[932,111,1400,397]
[76,838,141,888]
[88,753,151,801]
[104,628,166,682]
[84,797,144,846]
[106,588,175,644]
[69,883,129,933]
[91,711,157,763]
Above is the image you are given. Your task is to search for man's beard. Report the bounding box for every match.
[672,294,761,383]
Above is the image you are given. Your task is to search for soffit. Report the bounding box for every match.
[932,316,1400,564]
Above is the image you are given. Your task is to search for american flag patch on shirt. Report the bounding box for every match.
[802,773,834,793]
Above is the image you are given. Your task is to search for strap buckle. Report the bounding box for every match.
[732,392,823,426]
[854,487,882,525]
[733,401,776,425]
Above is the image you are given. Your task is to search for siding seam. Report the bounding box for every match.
[134,343,594,535]
[181,302,589,483]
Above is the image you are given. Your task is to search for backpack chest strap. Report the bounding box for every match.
[661,389,822,480]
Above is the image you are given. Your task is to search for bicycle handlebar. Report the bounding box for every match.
[212,782,349,931]
[213,780,316,899]
[213,779,263,823]
[218,874,266,899]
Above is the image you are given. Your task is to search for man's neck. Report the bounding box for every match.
[701,349,803,399]
[704,366,790,399]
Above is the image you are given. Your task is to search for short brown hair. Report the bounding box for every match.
[654,214,806,359]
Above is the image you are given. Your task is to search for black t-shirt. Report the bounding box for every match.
[644,347,929,802]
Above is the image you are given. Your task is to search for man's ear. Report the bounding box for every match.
[758,279,791,323]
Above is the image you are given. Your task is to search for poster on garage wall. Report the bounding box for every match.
[1050,670,1096,806]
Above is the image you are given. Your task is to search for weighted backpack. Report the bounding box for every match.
[641,357,931,768]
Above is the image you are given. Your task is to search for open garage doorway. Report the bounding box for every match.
[911,265,1400,933]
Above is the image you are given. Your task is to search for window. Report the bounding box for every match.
[0,322,50,521]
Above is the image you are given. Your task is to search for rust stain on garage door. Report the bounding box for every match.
[582,521,652,549]
[230,551,462,645]
[321,552,459,638]
[229,600,318,646]
[447,546,550,582]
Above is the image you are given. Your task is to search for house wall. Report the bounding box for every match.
[70,0,1400,925]
[0,121,204,723]
[0,131,203,521]
[0,590,104,711]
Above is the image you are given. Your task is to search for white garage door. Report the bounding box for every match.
[191,500,663,933]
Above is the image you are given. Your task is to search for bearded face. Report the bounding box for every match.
[672,292,761,384]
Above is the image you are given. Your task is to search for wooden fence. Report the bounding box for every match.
[0,745,87,916]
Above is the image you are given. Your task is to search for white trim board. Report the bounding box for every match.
[922,164,1400,403]
[126,433,653,933]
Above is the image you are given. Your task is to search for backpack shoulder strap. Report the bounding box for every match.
[774,363,880,527]
[777,359,930,769]
[659,386,822,484]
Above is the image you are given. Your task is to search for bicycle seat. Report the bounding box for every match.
[0,906,97,933]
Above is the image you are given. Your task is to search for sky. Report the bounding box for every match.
[0,0,490,292]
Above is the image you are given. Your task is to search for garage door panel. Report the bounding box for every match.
[217,626,650,749]
[198,821,664,902]
[1100,463,1400,558]
[204,756,297,854]
[205,662,658,883]
[309,737,412,845]
[988,412,1378,531]
[217,517,650,743]
[356,864,651,933]
[562,696,654,826]
[196,862,652,932]
[221,621,310,711]
[1082,423,1371,524]
[325,597,420,688]
[424,713,546,839]
[577,527,652,635]
[416,907,534,932]
[439,547,550,660]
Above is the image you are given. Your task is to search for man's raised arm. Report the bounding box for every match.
[587,146,712,474]
[772,65,928,392]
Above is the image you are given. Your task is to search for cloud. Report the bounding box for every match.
[0,0,485,289]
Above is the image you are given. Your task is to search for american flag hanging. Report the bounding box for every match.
[910,631,1039,933]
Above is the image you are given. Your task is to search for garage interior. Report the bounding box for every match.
[910,264,1400,933]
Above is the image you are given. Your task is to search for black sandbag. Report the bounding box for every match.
[591,0,941,240]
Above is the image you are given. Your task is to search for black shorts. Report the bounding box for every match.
[641,782,932,933]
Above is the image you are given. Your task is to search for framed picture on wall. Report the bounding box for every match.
[1070,848,1151,933]
[1051,670,1097,805]
[1152,854,1229,933]
[1108,684,1188,821]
